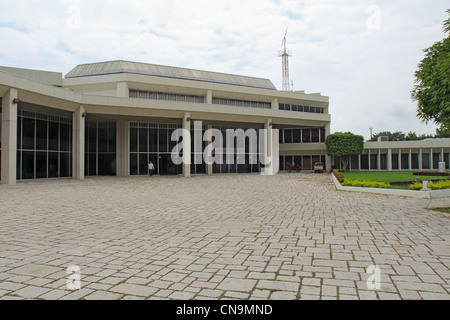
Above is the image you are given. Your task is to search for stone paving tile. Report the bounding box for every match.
[0,174,449,300]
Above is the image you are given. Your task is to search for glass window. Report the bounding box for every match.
[48,122,59,151]
[48,152,59,178]
[284,129,292,143]
[88,126,97,153]
[21,151,35,179]
[139,128,148,153]
[293,129,301,143]
[311,129,319,143]
[130,127,138,153]
[130,153,138,175]
[36,120,47,151]
[291,104,298,112]
[98,127,108,153]
[60,123,71,152]
[22,118,35,150]
[149,128,158,152]
[60,152,71,178]
[35,151,47,179]
[302,129,311,143]
[159,129,168,152]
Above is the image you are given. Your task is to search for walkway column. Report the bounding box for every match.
[182,113,191,177]
[387,148,392,171]
[377,149,381,171]
[72,106,85,180]
[430,149,433,170]
[116,120,129,177]
[1,88,18,185]
[419,148,423,170]
[409,149,412,170]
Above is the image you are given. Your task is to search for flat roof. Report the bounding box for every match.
[65,60,277,90]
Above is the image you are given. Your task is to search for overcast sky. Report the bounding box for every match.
[0,0,448,140]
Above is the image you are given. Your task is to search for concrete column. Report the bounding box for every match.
[72,106,85,180]
[398,149,401,170]
[117,82,129,98]
[358,154,361,171]
[182,113,191,177]
[368,149,371,171]
[116,120,130,177]
[1,88,18,184]
[430,148,433,170]
[377,149,381,171]
[409,149,412,170]
[387,148,392,171]
[419,148,423,170]
[271,98,278,111]
[206,90,212,105]
[205,123,213,175]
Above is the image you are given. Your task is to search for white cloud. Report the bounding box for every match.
[0,0,448,139]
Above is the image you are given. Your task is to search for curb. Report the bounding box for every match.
[330,173,450,199]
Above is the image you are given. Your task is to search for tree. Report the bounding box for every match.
[326,132,364,170]
[412,10,450,129]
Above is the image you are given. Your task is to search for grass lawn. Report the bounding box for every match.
[340,171,449,183]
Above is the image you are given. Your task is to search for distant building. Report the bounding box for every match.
[333,139,450,171]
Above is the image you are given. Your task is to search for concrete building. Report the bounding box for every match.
[333,139,450,171]
[0,61,331,184]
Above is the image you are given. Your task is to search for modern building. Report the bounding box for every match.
[0,60,331,184]
[333,139,450,171]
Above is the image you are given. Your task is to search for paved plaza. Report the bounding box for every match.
[0,173,449,300]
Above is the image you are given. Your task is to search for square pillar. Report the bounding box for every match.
[182,113,191,177]
[271,98,278,111]
[206,90,212,105]
[116,120,129,177]
[1,88,18,184]
[387,148,392,171]
[72,106,85,180]
[419,148,423,170]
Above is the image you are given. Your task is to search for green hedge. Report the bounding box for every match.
[412,171,449,176]
[341,180,391,189]
[408,180,450,190]
[333,170,345,183]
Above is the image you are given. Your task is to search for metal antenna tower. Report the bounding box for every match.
[279,29,292,91]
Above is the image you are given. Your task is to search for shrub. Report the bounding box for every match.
[412,171,449,176]
[408,181,423,190]
[429,180,450,190]
[341,180,391,189]
[333,170,345,183]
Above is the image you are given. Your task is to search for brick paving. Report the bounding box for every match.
[0,173,449,300]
